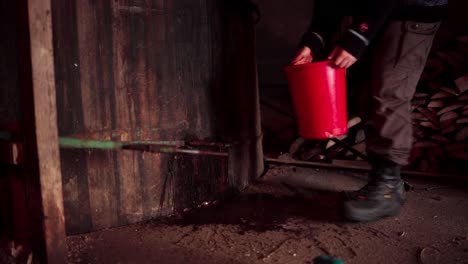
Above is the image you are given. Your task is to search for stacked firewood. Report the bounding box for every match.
[409,35,468,173]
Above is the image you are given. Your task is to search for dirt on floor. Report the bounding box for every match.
[63,166,468,264]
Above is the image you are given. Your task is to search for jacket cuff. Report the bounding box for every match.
[299,32,325,58]
[337,30,368,59]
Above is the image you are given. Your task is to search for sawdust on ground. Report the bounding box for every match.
[66,168,468,264]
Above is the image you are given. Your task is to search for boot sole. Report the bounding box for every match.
[343,205,401,222]
[343,195,407,205]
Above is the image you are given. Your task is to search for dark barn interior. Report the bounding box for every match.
[1,0,468,263]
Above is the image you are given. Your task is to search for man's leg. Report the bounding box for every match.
[343,21,440,222]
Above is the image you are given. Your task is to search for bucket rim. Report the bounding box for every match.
[284,60,334,73]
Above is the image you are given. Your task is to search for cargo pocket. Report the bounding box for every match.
[394,21,440,71]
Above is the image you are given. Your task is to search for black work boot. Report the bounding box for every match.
[342,178,406,203]
[342,161,406,222]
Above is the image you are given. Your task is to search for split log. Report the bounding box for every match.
[439,111,458,121]
[347,117,362,129]
[456,117,468,124]
[430,135,450,143]
[412,112,428,121]
[440,86,459,96]
[352,142,367,154]
[454,75,468,94]
[436,104,465,116]
[355,129,366,143]
[430,91,454,100]
[416,107,439,124]
[455,127,468,142]
[414,93,430,98]
[427,100,445,108]
[325,117,361,150]
[419,121,439,130]
[412,98,428,108]
[439,111,459,127]
[441,124,459,135]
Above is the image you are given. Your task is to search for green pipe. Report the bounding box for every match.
[59,137,184,150]
[59,137,123,149]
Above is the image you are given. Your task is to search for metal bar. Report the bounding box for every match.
[187,140,232,148]
[329,138,369,161]
[124,145,229,157]
[264,158,468,180]
[58,137,229,157]
[154,147,229,157]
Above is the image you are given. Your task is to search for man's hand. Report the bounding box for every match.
[292,46,313,65]
[328,47,357,68]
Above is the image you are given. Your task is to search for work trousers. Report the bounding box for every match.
[364,21,440,165]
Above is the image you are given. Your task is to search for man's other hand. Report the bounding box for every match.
[328,47,357,68]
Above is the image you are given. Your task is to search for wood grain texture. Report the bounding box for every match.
[52,0,261,234]
[25,0,68,262]
[59,148,228,233]
[60,149,93,235]
[115,150,144,224]
[221,0,264,188]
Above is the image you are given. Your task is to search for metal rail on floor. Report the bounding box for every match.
[265,157,468,181]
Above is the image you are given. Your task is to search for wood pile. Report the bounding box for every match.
[410,35,468,173]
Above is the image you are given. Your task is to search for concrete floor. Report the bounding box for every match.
[66,166,468,264]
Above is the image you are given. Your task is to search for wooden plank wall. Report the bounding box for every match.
[60,148,229,234]
[4,0,69,261]
[51,0,246,234]
[52,0,218,139]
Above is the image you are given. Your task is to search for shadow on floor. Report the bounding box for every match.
[171,191,343,233]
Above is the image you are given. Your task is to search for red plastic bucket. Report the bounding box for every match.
[284,60,348,139]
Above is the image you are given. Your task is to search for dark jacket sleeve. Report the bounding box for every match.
[338,0,398,58]
[300,0,399,59]
[299,0,347,58]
